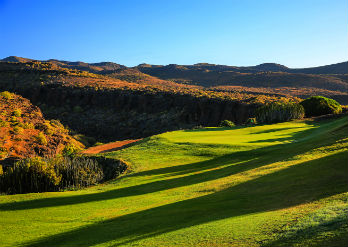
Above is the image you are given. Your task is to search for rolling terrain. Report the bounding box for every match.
[0,116,347,246]
[0,60,295,142]
[137,63,348,103]
[3,56,347,105]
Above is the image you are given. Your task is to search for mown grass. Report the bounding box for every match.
[0,117,347,247]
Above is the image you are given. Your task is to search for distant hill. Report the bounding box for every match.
[248,63,290,72]
[2,61,292,141]
[0,57,347,143]
[2,56,347,74]
[47,59,127,73]
[1,56,33,63]
[1,56,347,105]
[136,61,348,74]
[290,61,348,74]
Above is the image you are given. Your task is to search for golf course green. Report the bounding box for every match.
[0,116,347,247]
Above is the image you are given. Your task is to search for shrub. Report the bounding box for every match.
[13,109,22,117]
[246,118,257,125]
[35,132,48,145]
[0,119,9,127]
[9,116,17,123]
[50,119,64,129]
[255,103,305,124]
[54,156,103,189]
[61,143,82,157]
[300,96,342,117]
[12,126,23,135]
[219,120,235,127]
[0,91,13,99]
[22,122,34,129]
[0,157,61,194]
[35,121,53,135]
[0,156,128,194]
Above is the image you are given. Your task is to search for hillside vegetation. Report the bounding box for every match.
[0,91,82,162]
[0,61,296,141]
[2,56,347,105]
[0,116,346,247]
[137,64,348,103]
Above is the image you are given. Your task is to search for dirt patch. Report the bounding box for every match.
[83,139,142,154]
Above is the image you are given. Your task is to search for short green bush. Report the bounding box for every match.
[246,118,257,125]
[300,96,342,117]
[219,120,235,127]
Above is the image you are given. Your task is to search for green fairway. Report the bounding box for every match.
[0,117,347,247]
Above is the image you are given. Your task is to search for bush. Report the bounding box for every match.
[0,157,61,194]
[255,103,304,124]
[13,109,21,117]
[54,156,103,189]
[219,120,235,127]
[0,156,128,194]
[246,118,257,125]
[12,126,23,135]
[62,143,82,157]
[9,116,17,124]
[22,122,34,129]
[0,119,9,127]
[35,132,48,145]
[0,91,13,99]
[300,96,342,117]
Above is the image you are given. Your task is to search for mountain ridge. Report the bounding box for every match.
[2,56,347,74]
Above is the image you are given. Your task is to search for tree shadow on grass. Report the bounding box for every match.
[182,126,248,132]
[22,151,348,247]
[250,126,305,135]
[0,147,274,211]
[0,120,345,212]
[248,137,294,143]
[112,120,342,179]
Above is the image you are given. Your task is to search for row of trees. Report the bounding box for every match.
[255,103,305,124]
[254,96,342,124]
[0,156,128,194]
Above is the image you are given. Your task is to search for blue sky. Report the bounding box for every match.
[0,0,347,67]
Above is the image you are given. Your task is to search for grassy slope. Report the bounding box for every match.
[0,117,347,247]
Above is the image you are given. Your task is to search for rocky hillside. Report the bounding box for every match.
[0,91,83,163]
